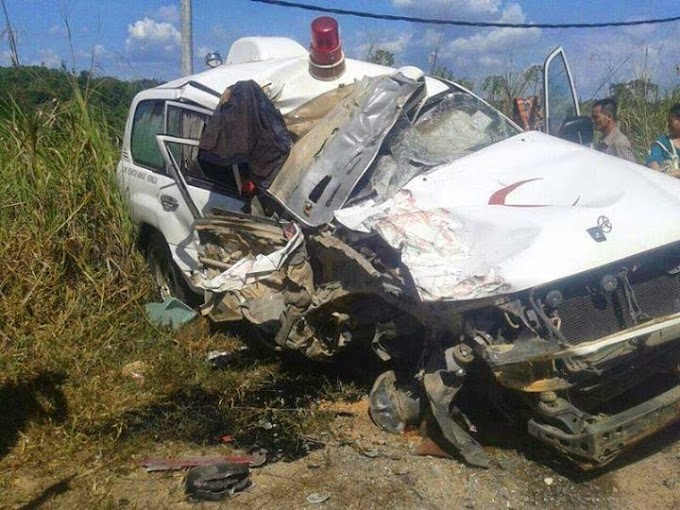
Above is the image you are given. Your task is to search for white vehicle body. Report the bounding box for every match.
[336,131,680,301]
[117,38,448,281]
[116,28,680,469]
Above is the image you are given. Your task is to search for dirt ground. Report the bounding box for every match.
[5,397,678,510]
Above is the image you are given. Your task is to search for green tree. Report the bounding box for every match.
[366,48,395,67]
[481,65,542,117]
[610,78,659,103]
[0,66,162,135]
[431,65,474,91]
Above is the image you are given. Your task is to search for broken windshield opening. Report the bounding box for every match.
[354,89,519,203]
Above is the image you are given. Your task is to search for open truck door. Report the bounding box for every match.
[543,47,593,145]
[155,131,248,283]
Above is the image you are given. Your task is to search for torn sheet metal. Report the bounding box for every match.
[194,212,314,330]
[282,83,356,139]
[335,191,511,301]
[267,73,423,227]
[194,221,303,293]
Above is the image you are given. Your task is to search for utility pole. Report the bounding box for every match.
[180,0,193,76]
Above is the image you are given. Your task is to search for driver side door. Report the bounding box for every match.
[543,47,592,144]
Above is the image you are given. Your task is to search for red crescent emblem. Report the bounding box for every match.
[488,178,579,207]
[488,178,543,206]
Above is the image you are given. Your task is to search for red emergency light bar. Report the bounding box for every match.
[309,16,346,80]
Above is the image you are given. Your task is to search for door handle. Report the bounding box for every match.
[160,194,179,211]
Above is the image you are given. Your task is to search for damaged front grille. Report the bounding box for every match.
[555,243,680,344]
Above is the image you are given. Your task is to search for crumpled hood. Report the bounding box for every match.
[336,131,680,301]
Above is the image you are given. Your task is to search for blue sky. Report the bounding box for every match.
[2,0,679,98]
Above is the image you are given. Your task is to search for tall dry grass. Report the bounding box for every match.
[617,91,680,162]
[0,81,146,380]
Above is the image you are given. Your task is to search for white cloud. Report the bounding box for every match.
[445,2,538,54]
[447,26,540,54]
[352,30,414,63]
[379,32,413,55]
[479,55,504,67]
[78,44,107,60]
[93,44,106,57]
[426,2,540,79]
[0,50,12,66]
[125,17,181,62]
[559,23,680,98]
[417,28,447,49]
[195,45,211,59]
[498,2,525,23]
[48,24,66,36]
[33,49,62,68]
[392,0,501,16]
[156,5,179,23]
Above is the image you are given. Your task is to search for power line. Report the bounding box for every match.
[250,0,680,29]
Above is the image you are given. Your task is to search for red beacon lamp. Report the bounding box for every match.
[308,16,346,80]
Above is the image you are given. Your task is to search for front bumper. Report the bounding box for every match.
[528,383,680,469]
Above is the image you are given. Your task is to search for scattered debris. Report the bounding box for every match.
[360,447,380,459]
[306,492,331,504]
[185,463,252,501]
[121,361,147,386]
[207,345,248,368]
[144,297,197,329]
[248,449,268,468]
[141,455,255,472]
[663,478,677,490]
[413,437,454,460]
[393,464,409,476]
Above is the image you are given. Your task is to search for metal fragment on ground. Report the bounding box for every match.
[141,455,254,472]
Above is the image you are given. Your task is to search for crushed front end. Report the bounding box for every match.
[194,210,680,469]
[187,72,680,469]
[464,241,680,468]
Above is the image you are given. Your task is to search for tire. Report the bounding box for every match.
[144,230,196,305]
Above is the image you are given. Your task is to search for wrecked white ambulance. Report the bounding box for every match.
[117,17,680,469]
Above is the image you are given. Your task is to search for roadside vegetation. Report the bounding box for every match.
[0,64,678,506]
[0,68,362,507]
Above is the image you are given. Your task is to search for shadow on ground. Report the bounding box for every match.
[18,475,75,510]
[0,371,68,458]
[87,336,679,478]
[90,341,382,461]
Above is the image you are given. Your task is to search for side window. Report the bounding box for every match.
[166,105,208,180]
[131,100,166,171]
[167,105,207,139]
[166,104,241,194]
[543,48,579,136]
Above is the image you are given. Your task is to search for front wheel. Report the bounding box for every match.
[144,231,197,305]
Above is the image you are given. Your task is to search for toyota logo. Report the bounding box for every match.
[597,215,612,233]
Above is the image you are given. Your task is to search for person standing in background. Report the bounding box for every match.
[591,98,637,163]
[646,103,680,177]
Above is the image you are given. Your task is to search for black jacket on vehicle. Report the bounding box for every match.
[198,80,292,188]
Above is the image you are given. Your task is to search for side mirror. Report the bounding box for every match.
[558,116,593,146]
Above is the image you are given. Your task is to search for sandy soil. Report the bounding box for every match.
[6,399,678,509]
